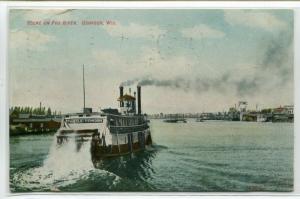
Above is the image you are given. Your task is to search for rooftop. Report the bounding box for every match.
[118,94,136,101]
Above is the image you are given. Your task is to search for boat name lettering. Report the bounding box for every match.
[66,118,103,123]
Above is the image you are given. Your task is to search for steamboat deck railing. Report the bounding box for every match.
[109,123,149,134]
[107,114,149,134]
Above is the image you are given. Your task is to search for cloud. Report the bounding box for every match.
[21,9,75,21]
[224,10,287,31]
[259,31,293,83]
[92,46,194,80]
[10,29,56,51]
[102,22,166,39]
[181,24,225,39]
[119,30,293,98]
[92,50,121,64]
[92,38,292,99]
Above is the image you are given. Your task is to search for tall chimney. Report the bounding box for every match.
[134,91,137,113]
[119,86,124,107]
[137,85,141,115]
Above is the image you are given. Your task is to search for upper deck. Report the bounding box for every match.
[107,114,149,134]
[61,112,149,133]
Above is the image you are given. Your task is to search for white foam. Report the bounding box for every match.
[11,132,121,191]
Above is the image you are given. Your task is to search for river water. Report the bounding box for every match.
[10,120,293,192]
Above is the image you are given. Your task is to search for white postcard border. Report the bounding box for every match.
[0,1,300,198]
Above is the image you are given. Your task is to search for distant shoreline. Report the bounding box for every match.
[9,130,56,137]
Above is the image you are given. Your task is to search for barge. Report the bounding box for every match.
[163,114,187,123]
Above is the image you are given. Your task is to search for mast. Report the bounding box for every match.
[83,64,86,112]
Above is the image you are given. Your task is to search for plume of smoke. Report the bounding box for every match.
[261,31,293,82]
[121,78,140,87]
[121,74,231,94]
[120,31,293,97]
[121,77,190,91]
[234,30,293,96]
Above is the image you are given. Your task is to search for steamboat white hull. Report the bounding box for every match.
[56,113,152,160]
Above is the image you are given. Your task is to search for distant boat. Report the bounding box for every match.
[163,114,187,123]
[195,117,203,122]
[164,118,187,123]
[257,114,267,122]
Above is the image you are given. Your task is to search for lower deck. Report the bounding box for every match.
[91,129,152,159]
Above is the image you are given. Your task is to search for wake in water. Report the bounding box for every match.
[11,132,121,192]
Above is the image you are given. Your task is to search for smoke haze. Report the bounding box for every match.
[121,31,293,98]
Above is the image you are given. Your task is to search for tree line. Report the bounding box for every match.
[10,106,61,117]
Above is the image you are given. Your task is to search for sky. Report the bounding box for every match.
[9,9,294,114]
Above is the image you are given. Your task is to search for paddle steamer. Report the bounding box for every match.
[56,66,152,159]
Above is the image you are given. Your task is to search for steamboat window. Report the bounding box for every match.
[110,119,115,126]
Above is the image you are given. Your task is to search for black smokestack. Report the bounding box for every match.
[137,85,141,115]
[119,86,124,107]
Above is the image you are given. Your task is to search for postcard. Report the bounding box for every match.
[8,9,294,192]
